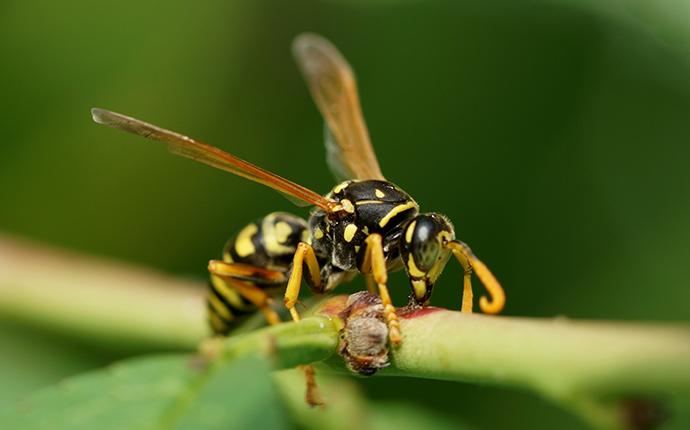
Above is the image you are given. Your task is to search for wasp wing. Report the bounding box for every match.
[293,33,385,181]
[91,108,335,211]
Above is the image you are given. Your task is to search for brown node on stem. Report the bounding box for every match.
[336,291,390,376]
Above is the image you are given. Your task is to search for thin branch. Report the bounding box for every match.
[1,233,689,429]
[0,233,207,350]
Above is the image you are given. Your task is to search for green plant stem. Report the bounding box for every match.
[386,310,690,397]
[2,234,690,429]
[0,233,207,350]
[383,309,690,429]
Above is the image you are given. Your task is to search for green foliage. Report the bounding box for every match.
[1,0,690,429]
[0,354,288,430]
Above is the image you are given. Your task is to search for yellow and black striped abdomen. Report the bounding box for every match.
[208,212,309,335]
[207,275,260,335]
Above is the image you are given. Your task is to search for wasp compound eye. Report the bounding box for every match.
[414,233,441,271]
[402,214,453,272]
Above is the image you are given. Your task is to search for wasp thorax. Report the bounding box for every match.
[400,213,455,305]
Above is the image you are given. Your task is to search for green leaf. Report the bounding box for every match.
[0,353,289,430]
[369,402,475,430]
[172,354,288,430]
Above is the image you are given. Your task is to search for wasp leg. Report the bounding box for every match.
[361,234,401,346]
[208,260,287,285]
[446,240,505,314]
[281,244,326,407]
[208,262,285,326]
[209,261,324,407]
[444,249,474,313]
[284,242,323,322]
[365,275,377,294]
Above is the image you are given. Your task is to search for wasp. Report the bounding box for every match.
[92,33,505,397]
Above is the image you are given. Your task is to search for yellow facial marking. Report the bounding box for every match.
[412,279,427,301]
[344,224,358,242]
[405,220,417,243]
[375,189,385,198]
[314,227,324,240]
[407,254,426,278]
[235,224,258,257]
[428,248,451,284]
[379,201,418,228]
[341,199,355,213]
[274,221,292,243]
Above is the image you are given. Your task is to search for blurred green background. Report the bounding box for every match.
[1,0,689,428]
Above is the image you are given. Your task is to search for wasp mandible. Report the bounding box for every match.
[91,34,506,348]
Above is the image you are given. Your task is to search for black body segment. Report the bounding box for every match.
[309,179,419,290]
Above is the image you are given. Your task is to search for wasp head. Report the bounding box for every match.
[400,213,455,306]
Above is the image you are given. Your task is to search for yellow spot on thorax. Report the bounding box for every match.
[314,227,324,240]
[355,200,384,205]
[375,189,385,198]
[341,199,355,213]
[379,201,418,228]
[332,181,350,194]
[234,224,258,257]
[344,224,358,242]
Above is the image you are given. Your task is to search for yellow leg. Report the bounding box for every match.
[447,240,505,314]
[208,260,287,284]
[210,260,324,407]
[208,261,286,325]
[284,242,323,322]
[364,234,401,346]
[208,272,282,326]
[282,243,325,406]
[446,248,474,313]
[365,275,377,294]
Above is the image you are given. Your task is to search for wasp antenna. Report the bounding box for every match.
[446,240,505,315]
[472,257,505,314]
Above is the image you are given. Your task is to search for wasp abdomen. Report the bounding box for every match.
[223,212,309,271]
[208,212,309,335]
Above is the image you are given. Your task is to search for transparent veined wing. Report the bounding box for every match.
[293,33,385,181]
[91,108,337,211]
